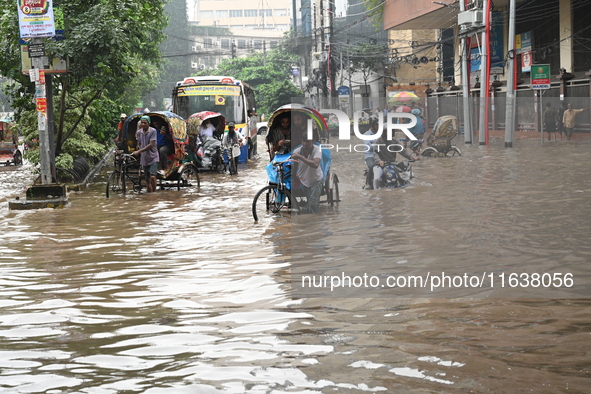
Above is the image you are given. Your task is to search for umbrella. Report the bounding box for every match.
[187,111,225,135]
[394,105,412,113]
[388,91,420,106]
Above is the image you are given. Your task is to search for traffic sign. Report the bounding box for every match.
[28,43,45,58]
[531,64,551,89]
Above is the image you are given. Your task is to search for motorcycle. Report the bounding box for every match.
[364,160,413,189]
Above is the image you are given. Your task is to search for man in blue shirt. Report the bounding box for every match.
[154,118,174,170]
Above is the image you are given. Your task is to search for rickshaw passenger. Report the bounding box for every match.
[199,119,216,138]
[154,118,174,170]
[132,115,159,193]
[267,114,291,156]
[292,134,323,213]
[291,112,320,147]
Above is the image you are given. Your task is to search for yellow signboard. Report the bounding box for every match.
[20,38,68,74]
[178,85,241,96]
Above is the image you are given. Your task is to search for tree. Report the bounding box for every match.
[0,0,166,167]
[196,45,304,116]
[349,41,388,105]
[143,0,193,111]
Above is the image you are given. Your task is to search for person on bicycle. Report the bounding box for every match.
[223,121,243,170]
[292,134,323,213]
[132,115,159,193]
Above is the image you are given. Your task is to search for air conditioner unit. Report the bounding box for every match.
[200,64,206,70]
[214,41,221,47]
[191,62,198,69]
[458,9,484,29]
[191,44,202,51]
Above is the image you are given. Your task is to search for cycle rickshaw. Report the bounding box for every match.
[0,118,22,166]
[106,111,200,197]
[421,115,462,157]
[252,104,340,221]
[186,111,229,174]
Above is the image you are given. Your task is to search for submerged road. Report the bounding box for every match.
[1,136,590,392]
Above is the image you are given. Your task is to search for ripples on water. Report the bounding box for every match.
[0,138,590,393]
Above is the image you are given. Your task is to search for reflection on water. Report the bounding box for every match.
[0,137,590,392]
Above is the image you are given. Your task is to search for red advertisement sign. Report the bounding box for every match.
[36,97,47,116]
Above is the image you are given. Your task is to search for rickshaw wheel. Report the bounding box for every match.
[178,165,200,190]
[421,147,438,157]
[13,151,22,166]
[252,185,298,221]
[106,170,122,198]
[328,174,340,207]
[446,146,462,157]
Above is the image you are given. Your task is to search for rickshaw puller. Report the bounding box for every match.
[132,115,159,193]
[292,135,323,213]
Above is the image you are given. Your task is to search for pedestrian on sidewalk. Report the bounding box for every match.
[562,103,589,141]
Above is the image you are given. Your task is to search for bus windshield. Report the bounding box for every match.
[174,84,245,123]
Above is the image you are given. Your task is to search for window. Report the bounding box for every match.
[216,10,228,18]
[276,24,289,31]
[200,10,213,19]
[253,40,263,49]
[245,24,257,29]
[244,9,257,17]
[259,9,272,17]
[269,41,278,49]
[221,39,230,49]
[229,10,242,18]
[237,40,246,49]
[204,38,213,48]
[274,9,288,16]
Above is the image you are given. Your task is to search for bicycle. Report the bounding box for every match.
[106,150,143,198]
[252,158,299,221]
[225,141,240,175]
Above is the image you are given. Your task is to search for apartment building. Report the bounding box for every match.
[189,0,291,32]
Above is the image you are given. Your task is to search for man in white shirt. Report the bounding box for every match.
[292,134,323,213]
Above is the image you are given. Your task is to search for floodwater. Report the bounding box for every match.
[0,136,590,393]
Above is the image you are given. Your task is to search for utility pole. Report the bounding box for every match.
[327,0,336,108]
[478,0,490,145]
[504,0,516,147]
[460,0,472,144]
[31,37,52,184]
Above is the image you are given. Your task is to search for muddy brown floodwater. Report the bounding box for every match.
[0,135,590,393]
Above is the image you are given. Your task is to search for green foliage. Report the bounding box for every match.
[144,0,193,110]
[197,46,304,115]
[363,0,384,27]
[349,41,388,87]
[0,0,166,168]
